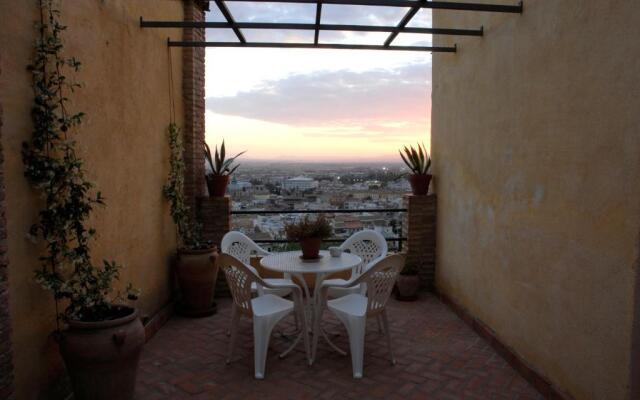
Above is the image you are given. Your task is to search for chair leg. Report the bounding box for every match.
[226,308,240,364]
[227,304,236,337]
[381,310,396,365]
[253,315,282,379]
[377,314,384,334]
[346,318,367,379]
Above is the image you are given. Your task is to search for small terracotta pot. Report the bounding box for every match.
[59,306,145,400]
[300,238,322,259]
[176,247,219,317]
[408,174,432,195]
[396,274,420,301]
[206,175,230,197]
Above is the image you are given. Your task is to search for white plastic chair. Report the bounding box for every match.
[221,231,293,298]
[218,253,310,379]
[324,230,388,299]
[313,254,405,378]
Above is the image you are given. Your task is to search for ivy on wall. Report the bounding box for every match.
[22,0,136,323]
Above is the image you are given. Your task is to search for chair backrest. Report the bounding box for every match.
[357,254,405,316]
[217,253,267,317]
[339,230,389,277]
[221,231,270,266]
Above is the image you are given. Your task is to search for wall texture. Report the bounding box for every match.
[432,1,640,399]
[0,1,185,398]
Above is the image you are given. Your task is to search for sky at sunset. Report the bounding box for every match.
[204,4,433,163]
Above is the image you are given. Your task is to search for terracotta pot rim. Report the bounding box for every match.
[67,306,138,330]
[206,174,230,180]
[178,246,217,255]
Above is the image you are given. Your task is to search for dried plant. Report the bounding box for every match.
[285,215,333,241]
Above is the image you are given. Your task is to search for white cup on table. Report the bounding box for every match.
[328,246,342,257]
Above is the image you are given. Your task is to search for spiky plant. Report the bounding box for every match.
[399,143,431,175]
[204,140,246,176]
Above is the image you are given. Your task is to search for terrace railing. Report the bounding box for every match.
[230,208,407,251]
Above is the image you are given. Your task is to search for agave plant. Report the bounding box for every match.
[204,140,246,176]
[399,143,431,175]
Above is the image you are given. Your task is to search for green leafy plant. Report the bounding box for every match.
[23,0,137,323]
[204,140,246,176]
[399,143,431,175]
[285,215,333,241]
[163,123,210,250]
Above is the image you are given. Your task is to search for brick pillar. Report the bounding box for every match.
[0,95,14,399]
[403,194,437,290]
[197,196,231,297]
[182,0,207,215]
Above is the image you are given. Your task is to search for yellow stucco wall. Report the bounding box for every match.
[0,1,184,398]
[432,2,640,399]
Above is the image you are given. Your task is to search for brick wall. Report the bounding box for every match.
[403,194,437,290]
[0,93,14,399]
[182,0,207,215]
[197,196,231,297]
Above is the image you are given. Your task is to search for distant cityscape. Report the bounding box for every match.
[226,161,413,251]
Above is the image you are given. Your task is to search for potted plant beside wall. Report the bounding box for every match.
[204,140,246,197]
[400,143,432,195]
[164,124,219,317]
[396,263,421,301]
[23,3,142,399]
[285,215,333,259]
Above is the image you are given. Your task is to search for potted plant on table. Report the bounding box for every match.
[285,215,333,259]
[23,3,142,398]
[400,143,432,195]
[204,140,246,197]
[396,263,421,301]
[164,124,218,317]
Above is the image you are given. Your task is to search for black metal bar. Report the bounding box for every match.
[168,41,456,52]
[314,3,322,44]
[253,238,407,244]
[384,1,423,47]
[214,0,246,43]
[231,208,407,215]
[217,0,523,13]
[141,19,483,36]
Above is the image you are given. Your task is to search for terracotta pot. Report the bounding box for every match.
[300,238,322,259]
[59,306,145,400]
[408,174,432,195]
[176,247,219,317]
[206,175,230,197]
[396,274,420,301]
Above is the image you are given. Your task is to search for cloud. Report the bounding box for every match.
[206,62,431,129]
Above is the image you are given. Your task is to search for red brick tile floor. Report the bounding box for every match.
[136,294,543,399]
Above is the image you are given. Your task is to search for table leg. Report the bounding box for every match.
[311,273,347,364]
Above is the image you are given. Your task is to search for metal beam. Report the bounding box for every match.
[217,0,524,13]
[168,41,457,52]
[314,3,322,44]
[214,0,246,43]
[384,0,424,47]
[141,19,484,37]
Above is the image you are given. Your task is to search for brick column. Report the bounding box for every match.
[403,194,437,290]
[182,0,207,215]
[197,196,231,297]
[0,96,14,399]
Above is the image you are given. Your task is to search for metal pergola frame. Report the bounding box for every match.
[141,0,523,52]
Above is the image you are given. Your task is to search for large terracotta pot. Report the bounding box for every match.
[206,175,230,197]
[408,174,432,195]
[300,238,322,259]
[59,306,145,400]
[176,247,219,317]
[396,274,420,301]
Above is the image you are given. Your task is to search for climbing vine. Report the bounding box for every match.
[163,123,207,250]
[23,0,137,323]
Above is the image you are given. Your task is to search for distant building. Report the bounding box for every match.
[283,176,318,191]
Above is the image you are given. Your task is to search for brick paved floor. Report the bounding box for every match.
[136,294,543,399]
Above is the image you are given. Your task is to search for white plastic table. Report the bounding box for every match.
[260,250,362,362]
